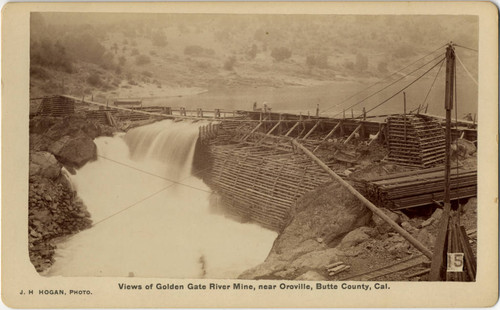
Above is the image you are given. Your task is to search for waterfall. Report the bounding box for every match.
[46,120,277,278]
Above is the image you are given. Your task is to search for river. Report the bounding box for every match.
[46,120,277,278]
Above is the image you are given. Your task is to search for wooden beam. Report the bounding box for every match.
[256,121,282,144]
[291,139,433,259]
[303,120,321,140]
[344,124,362,144]
[284,121,300,137]
[265,120,282,136]
[313,122,341,152]
[241,121,264,142]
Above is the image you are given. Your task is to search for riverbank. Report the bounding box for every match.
[28,115,117,272]
[239,159,477,281]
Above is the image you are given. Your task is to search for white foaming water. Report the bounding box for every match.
[46,120,277,278]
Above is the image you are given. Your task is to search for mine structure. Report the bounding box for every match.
[29,43,477,281]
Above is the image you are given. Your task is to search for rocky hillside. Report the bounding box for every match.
[29,115,115,272]
[30,13,478,103]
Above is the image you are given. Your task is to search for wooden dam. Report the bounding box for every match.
[30,94,478,232]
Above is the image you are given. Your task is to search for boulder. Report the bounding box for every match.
[29,152,61,179]
[290,248,341,270]
[49,135,97,168]
[339,226,373,249]
[372,208,401,234]
[416,228,436,249]
[401,221,419,235]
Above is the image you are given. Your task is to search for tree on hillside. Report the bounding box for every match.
[354,53,368,72]
[223,56,237,71]
[377,61,388,74]
[246,44,258,60]
[30,38,74,73]
[306,54,328,71]
[151,30,167,47]
[135,54,151,65]
[271,47,292,62]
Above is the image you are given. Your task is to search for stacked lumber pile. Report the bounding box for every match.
[207,144,331,230]
[39,96,75,117]
[326,261,351,278]
[357,167,477,210]
[386,115,445,167]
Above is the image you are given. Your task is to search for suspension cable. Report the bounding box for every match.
[455,52,478,86]
[97,154,213,194]
[421,58,446,112]
[454,44,478,53]
[90,163,214,227]
[327,53,445,118]
[358,57,446,117]
[321,43,447,115]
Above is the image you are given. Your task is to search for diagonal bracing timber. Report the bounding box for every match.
[291,139,433,259]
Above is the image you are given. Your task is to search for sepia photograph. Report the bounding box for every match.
[2,2,498,308]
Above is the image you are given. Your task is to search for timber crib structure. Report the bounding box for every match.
[29,94,478,231]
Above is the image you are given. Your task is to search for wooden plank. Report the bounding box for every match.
[303,120,321,139]
[344,124,362,144]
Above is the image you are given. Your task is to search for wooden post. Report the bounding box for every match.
[292,139,433,259]
[284,121,300,137]
[430,43,455,281]
[403,92,407,143]
[313,122,341,152]
[303,120,321,139]
[344,124,362,144]
[316,104,319,117]
[363,107,366,121]
[343,110,345,119]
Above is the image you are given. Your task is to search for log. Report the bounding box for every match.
[292,139,433,259]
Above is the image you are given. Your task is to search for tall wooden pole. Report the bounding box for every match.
[403,92,407,142]
[429,43,455,281]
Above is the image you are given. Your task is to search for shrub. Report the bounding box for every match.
[30,65,50,79]
[30,39,74,73]
[184,45,204,56]
[377,61,388,73]
[223,56,236,71]
[306,54,328,69]
[135,54,150,65]
[246,44,258,60]
[151,30,167,47]
[142,70,153,77]
[86,73,103,87]
[271,47,292,62]
[355,53,368,71]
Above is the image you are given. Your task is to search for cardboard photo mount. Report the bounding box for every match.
[2,2,498,308]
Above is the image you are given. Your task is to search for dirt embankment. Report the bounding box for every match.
[28,115,116,272]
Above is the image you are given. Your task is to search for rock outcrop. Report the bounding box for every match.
[30,115,114,169]
[28,115,115,272]
[239,182,372,280]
